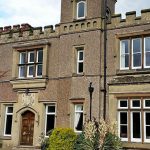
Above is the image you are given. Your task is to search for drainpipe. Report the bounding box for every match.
[103,0,108,120]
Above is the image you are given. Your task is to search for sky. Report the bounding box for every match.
[0,0,150,27]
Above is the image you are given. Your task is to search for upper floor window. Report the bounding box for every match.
[120,36,150,70]
[19,49,43,78]
[77,1,86,19]
[77,49,84,74]
[4,106,13,136]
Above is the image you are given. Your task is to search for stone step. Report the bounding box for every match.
[12,146,41,150]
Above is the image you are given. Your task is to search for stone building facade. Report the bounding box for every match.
[0,0,150,149]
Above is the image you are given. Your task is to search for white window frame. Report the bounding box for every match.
[118,111,128,141]
[4,106,13,136]
[27,65,34,78]
[144,99,150,109]
[77,1,86,20]
[74,104,84,133]
[120,40,130,70]
[131,111,142,142]
[144,111,150,143]
[45,104,56,137]
[77,49,84,74]
[132,38,142,69]
[118,99,128,109]
[144,37,150,68]
[131,99,141,109]
[28,51,34,63]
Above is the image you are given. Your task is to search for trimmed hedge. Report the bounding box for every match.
[48,128,77,150]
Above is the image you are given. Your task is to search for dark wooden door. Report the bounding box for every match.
[20,111,35,145]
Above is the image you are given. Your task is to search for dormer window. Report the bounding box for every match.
[77,1,86,19]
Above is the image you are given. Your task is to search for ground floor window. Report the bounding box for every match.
[4,106,13,136]
[118,98,150,143]
[45,104,56,136]
[74,104,83,132]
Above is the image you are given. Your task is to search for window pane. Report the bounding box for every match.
[120,112,127,124]
[20,52,26,64]
[145,100,150,107]
[37,64,42,76]
[133,112,141,138]
[46,115,55,135]
[121,40,129,54]
[133,53,141,67]
[75,112,83,131]
[19,66,25,77]
[7,107,13,113]
[133,39,141,53]
[121,54,129,68]
[37,50,43,63]
[120,100,128,108]
[28,65,34,76]
[78,2,85,18]
[28,52,34,63]
[79,51,83,61]
[47,106,55,113]
[145,37,150,52]
[132,100,140,107]
[120,125,127,138]
[146,113,150,125]
[145,52,150,66]
[78,62,83,73]
[75,105,83,111]
[5,115,13,135]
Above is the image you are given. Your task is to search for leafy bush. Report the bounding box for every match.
[74,118,122,150]
[47,128,77,150]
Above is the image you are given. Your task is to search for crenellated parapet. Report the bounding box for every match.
[108,8,150,29]
[0,18,101,44]
[0,23,60,44]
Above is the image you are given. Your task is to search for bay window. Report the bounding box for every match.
[120,36,150,70]
[118,98,150,143]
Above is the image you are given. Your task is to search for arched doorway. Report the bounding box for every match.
[20,110,35,145]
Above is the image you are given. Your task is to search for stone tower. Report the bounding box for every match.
[60,0,117,23]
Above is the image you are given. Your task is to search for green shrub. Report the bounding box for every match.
[48,128,77,150]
